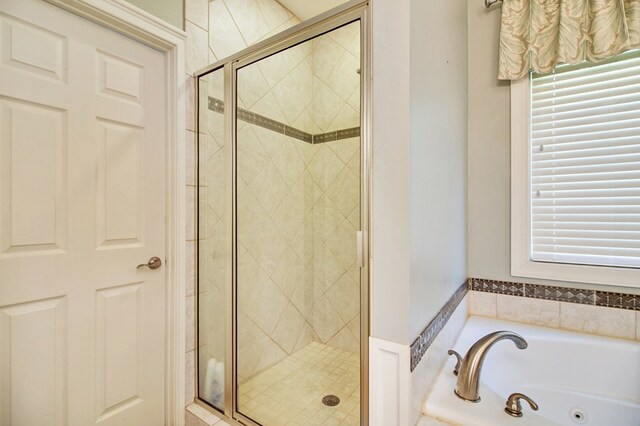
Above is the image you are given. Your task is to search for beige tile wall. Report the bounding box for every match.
[468,290,640,341]
[311,23,361,133]
[236,120,318,382]
[185,0,302,407]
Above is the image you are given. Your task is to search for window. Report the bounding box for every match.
[511,50,640,288]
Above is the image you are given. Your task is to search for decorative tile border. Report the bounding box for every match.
[409,277,639,371]
[469,278,638,311]
[410,281,468,371]
[207,96,359,144]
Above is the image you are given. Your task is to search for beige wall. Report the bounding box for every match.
[125,0,184,28]
[467,2,640,296]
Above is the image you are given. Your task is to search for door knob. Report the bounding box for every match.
[137,256,162,270]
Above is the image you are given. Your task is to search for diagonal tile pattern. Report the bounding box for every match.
[195,4,363,421]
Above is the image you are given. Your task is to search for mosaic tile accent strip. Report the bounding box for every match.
[208,96,224,113]
[410,281,468,372]
[208,97,359,144]
[594,291,637,310]
[314,127,361,144]
[469,278,639,311]
[524,284,594,305]
[469,278,525,297]
[313,131,338,144]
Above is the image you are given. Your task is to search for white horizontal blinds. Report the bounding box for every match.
[530,50,640,269]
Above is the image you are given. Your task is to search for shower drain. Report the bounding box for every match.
[322,395,340,407]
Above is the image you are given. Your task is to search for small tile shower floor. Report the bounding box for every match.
[238,342,360,426]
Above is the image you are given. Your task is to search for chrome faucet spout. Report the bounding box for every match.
[452,331,527,402]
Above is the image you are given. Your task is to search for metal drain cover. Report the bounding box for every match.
[322,395,340,407]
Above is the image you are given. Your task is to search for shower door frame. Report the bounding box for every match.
[195,1,371,424]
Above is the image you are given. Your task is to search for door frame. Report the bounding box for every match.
[42,0,187,424]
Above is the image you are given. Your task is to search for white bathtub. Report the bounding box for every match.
[424,316,640,426]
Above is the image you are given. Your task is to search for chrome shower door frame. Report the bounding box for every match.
[195,1,371,424]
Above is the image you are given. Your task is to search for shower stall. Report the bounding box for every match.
[195,3,370,425]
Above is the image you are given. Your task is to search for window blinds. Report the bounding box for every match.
[530,50,640,269]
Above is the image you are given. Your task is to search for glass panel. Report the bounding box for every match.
[235,20,362,425]
[197,67,227,411]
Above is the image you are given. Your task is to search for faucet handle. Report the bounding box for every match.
[504,393,539,417]
[447,350,463,376]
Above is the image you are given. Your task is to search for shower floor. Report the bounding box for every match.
[238,342,360,425]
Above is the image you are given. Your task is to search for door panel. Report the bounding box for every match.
[0,0,166,425]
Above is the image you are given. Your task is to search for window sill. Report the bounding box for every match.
[511,257,640,289]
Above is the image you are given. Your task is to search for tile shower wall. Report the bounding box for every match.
[311,23,361,133]
[185,0,304,406]
[235,23,362,382]
[185,0,363,404]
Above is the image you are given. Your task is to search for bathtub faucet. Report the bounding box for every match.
[447,331,528,402]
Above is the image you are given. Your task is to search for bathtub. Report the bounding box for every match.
[424,316,640,426]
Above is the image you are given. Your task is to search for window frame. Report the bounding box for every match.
[510,76,640,289]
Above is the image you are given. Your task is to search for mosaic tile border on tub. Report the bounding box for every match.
[410,281,468,371]
[469,278,638,311]
[207,96,359,144]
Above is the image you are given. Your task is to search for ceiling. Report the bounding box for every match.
[276,0,350,21]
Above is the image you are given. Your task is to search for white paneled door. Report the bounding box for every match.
[0,0,167,425]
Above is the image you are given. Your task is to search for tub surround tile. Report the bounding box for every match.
[469,277,639,311]
[469,278,524,297]
[560,303,636,340]
[410,281,468,371]
[595,290,637,310]
[525,284,594,305]
[468,291,496,317]
[497,294,560,328]
[411,296,468,426]
[470,288,639,341]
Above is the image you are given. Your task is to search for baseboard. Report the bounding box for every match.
[369,336,411,426]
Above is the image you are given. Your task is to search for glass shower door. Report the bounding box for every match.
[197,67,228,412]
[235,20,362,426]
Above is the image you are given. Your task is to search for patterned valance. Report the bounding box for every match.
[499,0,640,80]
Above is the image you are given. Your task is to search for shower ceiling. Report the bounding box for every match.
[276,0,351,21]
